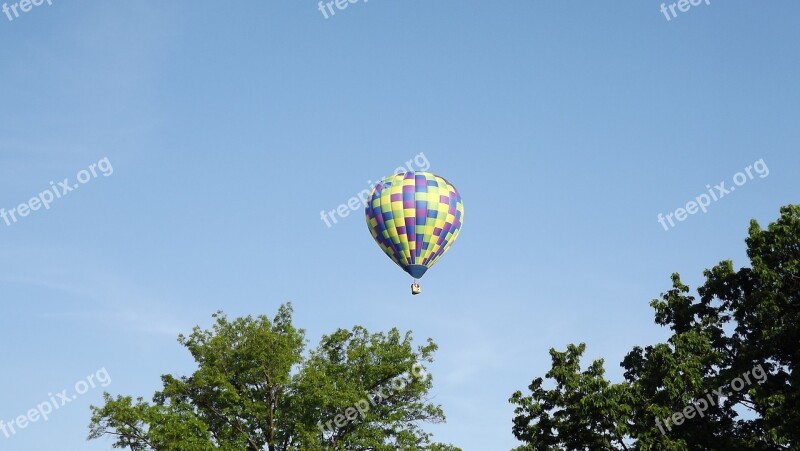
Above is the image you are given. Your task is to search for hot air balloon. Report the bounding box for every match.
[365,171,464,295]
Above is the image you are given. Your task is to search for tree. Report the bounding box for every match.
[88,304,460,451]
[510,205,800,450]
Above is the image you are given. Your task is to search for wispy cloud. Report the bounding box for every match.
[40,308,184,337]
[0,245,188,338]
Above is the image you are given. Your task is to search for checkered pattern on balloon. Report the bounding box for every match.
[365,172,464,280]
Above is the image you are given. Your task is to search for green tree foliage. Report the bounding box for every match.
[88,304,460,451]
[510,205,800,450]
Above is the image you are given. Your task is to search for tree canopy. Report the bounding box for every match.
[510,205,800,450]
[88,206,800,450]
[88,305,460,451]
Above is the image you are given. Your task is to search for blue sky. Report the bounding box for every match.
[1,1,798,449]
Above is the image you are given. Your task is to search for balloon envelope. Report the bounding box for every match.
[365,172,464,279]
